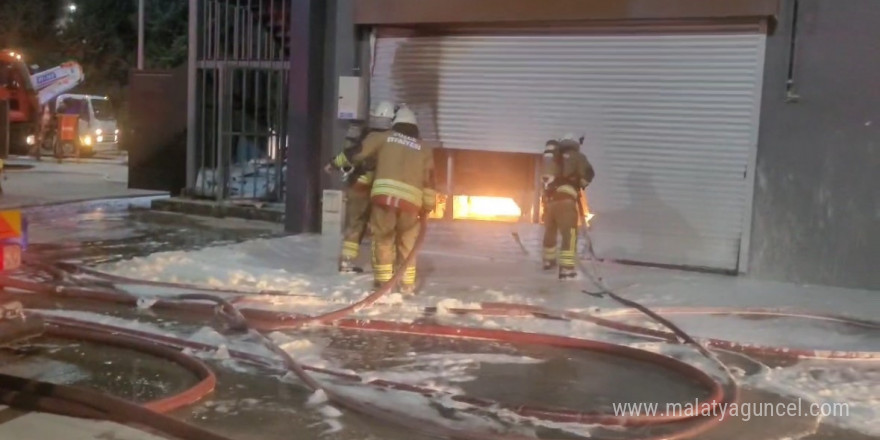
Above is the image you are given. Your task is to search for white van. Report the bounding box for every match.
[53,93,119,155]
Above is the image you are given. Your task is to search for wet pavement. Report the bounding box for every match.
[23,197,284,264]
[3,197,877,440]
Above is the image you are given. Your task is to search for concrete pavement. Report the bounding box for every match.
[0,156,166,210]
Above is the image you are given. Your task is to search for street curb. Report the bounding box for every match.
[5,193,168,211]
[151,198,284,223]
[4,156,127,167]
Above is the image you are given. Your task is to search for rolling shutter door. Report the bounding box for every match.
[370,25,766,271]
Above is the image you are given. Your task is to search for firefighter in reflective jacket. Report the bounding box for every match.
[325,101,396,273]
[352,106,436,294]
[541,133,595,280]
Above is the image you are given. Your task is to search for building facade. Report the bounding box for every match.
[182,0,878,290]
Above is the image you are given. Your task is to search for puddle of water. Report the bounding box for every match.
[24,199,284,264]
[0,338,195,404]
[309,328,711,413]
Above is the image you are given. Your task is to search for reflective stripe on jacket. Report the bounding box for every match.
[353,130,435,213]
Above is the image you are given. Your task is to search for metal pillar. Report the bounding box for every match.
[285,0,325,233]
[137,0,145,69]
[186,0,198,190]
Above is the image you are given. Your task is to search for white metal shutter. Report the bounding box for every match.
[370,27,766,271]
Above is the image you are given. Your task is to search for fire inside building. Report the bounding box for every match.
[127,0,878,291]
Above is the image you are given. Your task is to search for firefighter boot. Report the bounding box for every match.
[338,257,363,274]
[558,266,577,281]
[542,246,557,271]
[399,283,416,296]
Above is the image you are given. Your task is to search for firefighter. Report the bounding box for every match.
[324,101,396,273]
[541,133,595,280]
[351,106,436,294]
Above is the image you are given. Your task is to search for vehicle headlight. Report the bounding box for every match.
[115,129,119,134]
[96,135,104,142]
[82,135,93,146]
[26,135,36,146]
[95,128,103,135]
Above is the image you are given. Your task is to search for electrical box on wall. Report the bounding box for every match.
[337,76,364,120]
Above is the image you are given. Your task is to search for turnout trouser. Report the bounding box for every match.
[370,204,420,287]
[340,188,372,260]
[542,198,579,270]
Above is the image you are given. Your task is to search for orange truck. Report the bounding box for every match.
[0,49,84,155]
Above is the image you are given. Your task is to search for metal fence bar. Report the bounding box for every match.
[276,0,287,201]
[223,0,233,201]
[186,0,199,190]
[266,62,276,201]
[232,2,240,60]
[254,0,275,200]
[205,0,218,198]
[232,0,242,198]
[215,0,225,201]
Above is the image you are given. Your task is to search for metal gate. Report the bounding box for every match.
[188,0,289,202]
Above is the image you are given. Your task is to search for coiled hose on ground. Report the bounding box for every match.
[2,215,877,439]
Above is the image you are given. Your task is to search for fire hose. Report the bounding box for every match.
[0,303,231,439]
[0,325,233,440]
[26,259,880,361]
[4,214,876,439]
[2,216,736,439]
[0,372,231,440]
[32,314,731,440]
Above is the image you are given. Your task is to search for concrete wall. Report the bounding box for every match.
[128,67,188,194]
[749,0,880,290]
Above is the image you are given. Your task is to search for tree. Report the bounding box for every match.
[145,0,188,69]
[60,0,136,95]
[57,0,187,120]
[0,0,66,67]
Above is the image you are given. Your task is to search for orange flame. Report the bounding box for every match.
[453,196,522,221]
[429,195,522,222]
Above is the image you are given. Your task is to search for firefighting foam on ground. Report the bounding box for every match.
[0,197,877,440]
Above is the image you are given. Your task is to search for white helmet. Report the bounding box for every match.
[370,101,395,119]
[393,106,418,126]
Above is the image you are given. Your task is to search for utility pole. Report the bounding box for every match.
[137,0,145,69]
